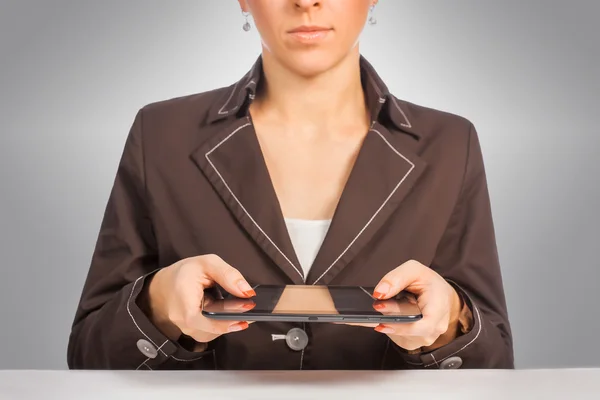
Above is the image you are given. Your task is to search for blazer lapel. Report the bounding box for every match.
[192,53,427,286]
[306,121,427,285]
[191,117,305,284]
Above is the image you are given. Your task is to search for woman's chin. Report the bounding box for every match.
[278,52,347,78]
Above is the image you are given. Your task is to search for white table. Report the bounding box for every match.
[1,369,599,399]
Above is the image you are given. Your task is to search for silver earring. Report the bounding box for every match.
[368,5,377,25]
[242,11,251,31]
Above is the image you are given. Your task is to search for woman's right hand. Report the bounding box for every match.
[144,254,256,346]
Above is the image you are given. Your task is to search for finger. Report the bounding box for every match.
[222,298,256,312]
[342,322,379,328]
[416,290,451,337]
[201,296,255,314]
[202,291,257,310]
[373,261,423,300]
[192,318,252,338]
[376,323,444,348]
[202,293,215,307]
[404,292,418,305]
[172,273,207,330]
[375,322,423,336]
[332,320,379,328]
[173,259,254,342]
[223,321,251,333]
[372,308,428,336]
[202,255,256,298]
[372,293,420,315]
[208,319,257,330]
[372,299,404,314]
[180,290,251,335]
[185,320,252,343]
[375,293,446,338]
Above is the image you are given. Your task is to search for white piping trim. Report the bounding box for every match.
[157,339,168,351]
[217,62,258,115]
[217,60,411,131]
[389,96,412,128]
[154,339,168,357]
[217,80,240,115]
[217,81,256,115]
[127,275,168,357]
[136,358,149,370]
[205,122,304,280]
[312,129,415,284]
[170,354,208,362]
[365,72,384,98]
[135,339,168,370]
[363,64,412,129]
[430,353,440,368]
[136,359,152,370]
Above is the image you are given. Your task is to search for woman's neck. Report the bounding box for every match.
[250,49,370,134]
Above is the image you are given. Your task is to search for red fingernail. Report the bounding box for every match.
[373,282,391,299]
[237,280,256,297]
[373,303,385,310]
[374,325,395,334]
[242,303,255,310]
[228,321,249,332]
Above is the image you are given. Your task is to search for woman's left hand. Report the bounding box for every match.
[354,260,463,352]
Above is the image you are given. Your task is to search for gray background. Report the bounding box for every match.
[0,0,598,369]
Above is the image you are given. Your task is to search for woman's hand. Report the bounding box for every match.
[367,260,463,352]
[143,254,256,347]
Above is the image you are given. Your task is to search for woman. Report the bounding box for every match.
[67,0,514,370]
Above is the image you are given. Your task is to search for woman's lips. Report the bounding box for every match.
[287,26,332,43]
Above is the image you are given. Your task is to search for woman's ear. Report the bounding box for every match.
[238,0,250,13]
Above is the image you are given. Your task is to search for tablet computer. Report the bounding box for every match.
[201,284,422,323]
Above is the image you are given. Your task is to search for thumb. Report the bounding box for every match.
[373,260,421,300]
[202,255,256,298]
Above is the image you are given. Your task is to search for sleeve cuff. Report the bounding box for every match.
[125,270,215,370]
[391,280,483,369]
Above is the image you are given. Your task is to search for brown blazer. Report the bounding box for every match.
[67,55,514,370]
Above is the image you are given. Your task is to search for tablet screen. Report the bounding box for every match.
[203,284,420,318]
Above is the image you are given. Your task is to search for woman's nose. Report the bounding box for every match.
[294,0,321,11]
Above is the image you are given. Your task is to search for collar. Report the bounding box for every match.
[206,54,420,139]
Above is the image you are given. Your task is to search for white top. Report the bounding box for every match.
[284,218,332,279]
[1,370,599,399]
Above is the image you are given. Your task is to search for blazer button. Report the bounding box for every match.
[285,328,308,351]
[439,356,463,369]
[136,339,158,359]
